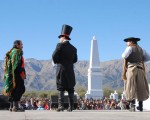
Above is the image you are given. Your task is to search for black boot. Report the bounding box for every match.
[57,91,64,112]
[12,101,18,112]
[137,101,143,112]
[129,99,135,112]
[67,92,74,112]
[12,101,24,112]
[9,102,13,112]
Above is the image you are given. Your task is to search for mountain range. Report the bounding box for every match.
[0,59,150,91]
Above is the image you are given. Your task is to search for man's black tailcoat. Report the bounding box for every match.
[52,41,77,91]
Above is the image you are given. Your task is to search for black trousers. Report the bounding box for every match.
[8,75,25,102]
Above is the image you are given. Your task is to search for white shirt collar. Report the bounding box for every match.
[63,39,69,42]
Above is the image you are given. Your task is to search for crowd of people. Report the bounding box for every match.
[18,97,130,111]
[19,97,50,110]
[77,97,129,110]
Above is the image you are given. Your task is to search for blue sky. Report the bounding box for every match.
[0,0,150,61]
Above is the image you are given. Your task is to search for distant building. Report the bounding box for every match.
[110,90,118,101]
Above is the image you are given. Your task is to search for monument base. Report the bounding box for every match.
[85,89,103,99]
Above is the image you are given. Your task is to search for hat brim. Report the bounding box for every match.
[124,37,140,42]
[58,35,71,40]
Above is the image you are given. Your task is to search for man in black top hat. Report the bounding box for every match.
[122,37,150,112]
[52,24,78,112]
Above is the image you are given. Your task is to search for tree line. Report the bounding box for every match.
[23,86,123,99]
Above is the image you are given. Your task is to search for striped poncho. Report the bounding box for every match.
[2,48,25,96]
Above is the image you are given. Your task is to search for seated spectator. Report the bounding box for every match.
[117,99,126,110]
[110,99,117,110]
[43,100,49,110]
[37,101,44,110]
[96,100,104,110]
[25,100,32,110]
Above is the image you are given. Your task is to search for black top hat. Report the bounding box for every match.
[124,37,140,42]
[58,24,73,40]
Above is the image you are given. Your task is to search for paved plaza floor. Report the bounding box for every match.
[0,110,150,120]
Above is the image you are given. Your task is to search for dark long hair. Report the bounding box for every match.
[5,40,22,59]
[13,40,22,48]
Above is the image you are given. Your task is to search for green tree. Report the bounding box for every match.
[23,91,38,98]
[39,92,48,98]
[75,86,86,97]
[103,87,123,100]
[103,87,114,98]
[50,90,58,96]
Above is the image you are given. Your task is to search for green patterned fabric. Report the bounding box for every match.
[3,48,23,96]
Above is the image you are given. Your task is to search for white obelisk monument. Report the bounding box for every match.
[85,36,103,99]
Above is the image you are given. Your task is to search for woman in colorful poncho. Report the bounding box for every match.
[3,40,26,112]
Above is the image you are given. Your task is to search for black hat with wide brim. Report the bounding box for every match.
[58,24,73,40]
[124,37,140,42]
